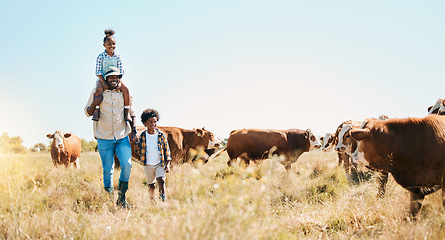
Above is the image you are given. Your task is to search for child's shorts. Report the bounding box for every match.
[143,163,166,184]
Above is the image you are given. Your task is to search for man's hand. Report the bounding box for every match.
[129,130,137,144]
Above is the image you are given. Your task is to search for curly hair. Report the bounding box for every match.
[141,109,160,123]
[103,29,115,43]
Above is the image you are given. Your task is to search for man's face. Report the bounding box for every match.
[106,75,121,89]
[144,117,158,133]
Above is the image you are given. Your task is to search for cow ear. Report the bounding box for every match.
[64,133,72,138]
[428,106,433,112]
[195,128,203,137]
[350,129,370,141]
[47,134,54,139]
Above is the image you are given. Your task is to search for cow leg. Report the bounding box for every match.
[227,158,236,167]
[410,190,425,217]
[343,154,350,174]
[377,171,389,198]
[74,157,80,169]
[239,153,251,168]
[337,152,343,167]
[443,173,445,209]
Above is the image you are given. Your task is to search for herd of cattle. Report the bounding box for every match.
[46,98,445,216]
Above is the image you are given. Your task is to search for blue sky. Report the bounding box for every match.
[1,1,444,147]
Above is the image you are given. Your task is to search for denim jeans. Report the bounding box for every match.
[97,136,132,188]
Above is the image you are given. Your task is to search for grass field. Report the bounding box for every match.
[0,151,444,239]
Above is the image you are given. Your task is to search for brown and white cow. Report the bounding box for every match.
[123,126,222,166]
[428,99,445,115]
[333,120,362,174]
[47,130,81,168]
[226,128,321,170]
[320,132,335,152]
[351,115,445,216]
[427,98,443,115]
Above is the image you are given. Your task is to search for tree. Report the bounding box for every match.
[81,139,98,152]
[0,132,27,153]
[31,143,47,152]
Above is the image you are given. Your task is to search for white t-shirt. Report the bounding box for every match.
[145,132,161,166]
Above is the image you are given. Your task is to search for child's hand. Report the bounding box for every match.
[165,162,171,173]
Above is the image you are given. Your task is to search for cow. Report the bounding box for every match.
[335,115,389,175]
[334,120,362,174]
[226,128,321,170]
[115,126,222,167]
[351,115,445,216]
[428,99,445,115]
[46,130,81,168]
[427,99,443,115]
[320,132,335,152]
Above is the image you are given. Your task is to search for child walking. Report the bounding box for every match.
[138,109,171,201]
[93,29,132,122]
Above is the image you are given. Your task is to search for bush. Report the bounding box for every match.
[0,132,27,153]
[81,139,98,152]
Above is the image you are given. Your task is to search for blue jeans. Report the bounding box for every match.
[97,136,132,188]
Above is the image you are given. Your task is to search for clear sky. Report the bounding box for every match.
[1,0,444,147]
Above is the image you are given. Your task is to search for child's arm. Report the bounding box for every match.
[163,135,172,173]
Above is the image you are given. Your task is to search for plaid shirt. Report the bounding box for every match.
[95,51,124,76]
[138,129,171,166]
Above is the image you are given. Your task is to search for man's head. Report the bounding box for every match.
[104,66,122,89]
[141,109,160,133]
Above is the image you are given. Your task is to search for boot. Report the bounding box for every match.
[124,108,132,122]
[92,107,100,121]
[116,180,131,209]
[104,187,114,199]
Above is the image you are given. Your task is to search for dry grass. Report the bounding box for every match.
[0,151,444,239]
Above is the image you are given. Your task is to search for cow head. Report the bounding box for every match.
[428,99,443,115]
[334,123,355,153]
[439,99,445,115]
[47,130,71,151]
[320,132,334,152]
[350,119,390,171]
[194,128,222,151]
[305,129,321,150]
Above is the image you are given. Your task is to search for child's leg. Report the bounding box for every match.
[92,80,103,121]
[120,81,132,122]
[95,80,104,96]
[144,166,157,200]
[157,177,165,201]
[148,183,156,200]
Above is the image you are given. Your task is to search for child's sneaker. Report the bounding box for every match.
[160,193,165,202]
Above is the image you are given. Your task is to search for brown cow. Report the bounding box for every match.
[226,128,321,170]
[118,126,222,166]
[47,130,81,168]
[351,115,445,216]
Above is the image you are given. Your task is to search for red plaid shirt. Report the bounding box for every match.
[138,128,171,166]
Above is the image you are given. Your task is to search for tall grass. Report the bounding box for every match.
[0,151,444,239]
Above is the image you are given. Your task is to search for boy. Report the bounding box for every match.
[138,108,171,201]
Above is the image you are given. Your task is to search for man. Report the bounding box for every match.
[84,66,137,208]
